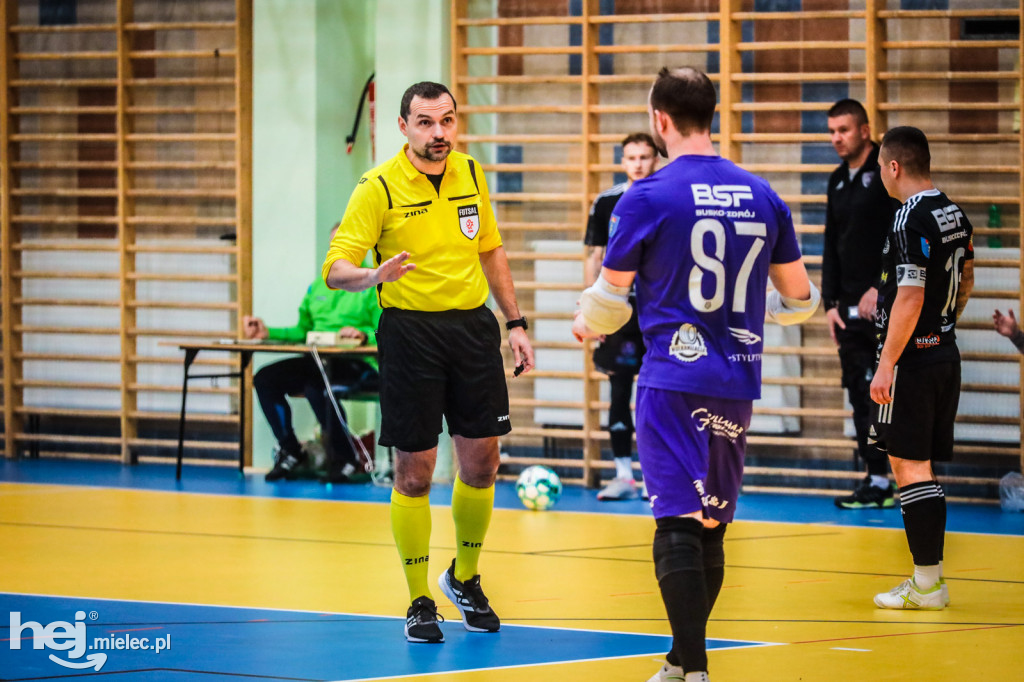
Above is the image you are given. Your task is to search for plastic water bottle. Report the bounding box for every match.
[987,204,1002,248]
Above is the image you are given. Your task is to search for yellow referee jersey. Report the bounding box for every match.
[323,145,502,312]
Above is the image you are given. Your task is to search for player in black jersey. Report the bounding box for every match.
[869,126,974,610]
[583,132,658,500]
[823,99,900,509]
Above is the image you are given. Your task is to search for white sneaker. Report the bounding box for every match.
[647,665,708,682]
[597,477,639,500]
[874,577,947,610]
[647,663,684,682]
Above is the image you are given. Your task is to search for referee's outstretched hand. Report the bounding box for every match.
[376,251,416,283]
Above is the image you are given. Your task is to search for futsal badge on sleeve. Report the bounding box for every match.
[669,323,707,363]
[458,204,480,240]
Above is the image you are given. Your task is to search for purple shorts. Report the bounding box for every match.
[635,386,753,523]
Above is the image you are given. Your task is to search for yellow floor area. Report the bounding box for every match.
[1,481,1022,681]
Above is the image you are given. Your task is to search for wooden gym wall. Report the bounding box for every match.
[451,0,1024,490]
[0,0,252,464]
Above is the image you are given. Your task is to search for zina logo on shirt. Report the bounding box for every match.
[669,323,707,363]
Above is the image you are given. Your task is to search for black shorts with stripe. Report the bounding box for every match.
[376,306,511,452]
[871,360,960,462]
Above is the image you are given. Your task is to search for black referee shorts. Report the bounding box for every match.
[376,306,512,452]
[872,360,960,462]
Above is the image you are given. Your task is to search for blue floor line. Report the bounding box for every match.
[2,458,1022,536]
[0,593,759,681]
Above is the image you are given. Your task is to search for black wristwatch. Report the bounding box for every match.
[505,317,528,331]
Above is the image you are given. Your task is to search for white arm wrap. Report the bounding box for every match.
[580,275,633,335]
[766,280,820,326]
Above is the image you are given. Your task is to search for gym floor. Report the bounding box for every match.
[1,459,1022,681]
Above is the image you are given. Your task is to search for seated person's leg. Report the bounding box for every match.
[306,377,358,475]
[253,357,315,480]
[316,359,380,480]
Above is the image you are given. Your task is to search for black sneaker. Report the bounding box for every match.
[264,446,307,482]
[404,596,444,643]
[835,476,896,509]
[438,559,500,632]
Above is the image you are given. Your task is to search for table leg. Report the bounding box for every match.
[176,348,200,481]
[238,351,253,477]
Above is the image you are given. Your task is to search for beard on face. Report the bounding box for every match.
[649,130,668,158]
[414,139,452,162]
[838,136,867,163]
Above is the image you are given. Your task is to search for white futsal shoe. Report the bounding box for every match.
[647,663,708,682]
[596,477,639,500]
[873,577,948,610]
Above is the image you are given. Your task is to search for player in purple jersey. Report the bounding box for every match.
[572,67,819,682]
[869,126,973,611]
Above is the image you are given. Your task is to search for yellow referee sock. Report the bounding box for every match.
[390,489,432,603]
[452,476,494,582]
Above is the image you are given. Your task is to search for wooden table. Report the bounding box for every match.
[172,341,377,480]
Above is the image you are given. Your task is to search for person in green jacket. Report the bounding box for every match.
[244,229,382,482]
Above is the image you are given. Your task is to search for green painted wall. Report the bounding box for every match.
[251,0,376,469]
[316,0,375,257]
[374,0,450,159]
[251,0,453,474]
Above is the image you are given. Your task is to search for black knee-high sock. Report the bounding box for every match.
[702,524,727,612]
[653,516,708,673]
[899,481,946,566]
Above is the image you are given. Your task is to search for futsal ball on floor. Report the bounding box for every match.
[516,465,562,511]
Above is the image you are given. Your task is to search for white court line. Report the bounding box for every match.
[0,589,784,680]
[0,590,781,644]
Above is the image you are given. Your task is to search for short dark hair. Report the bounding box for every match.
[880,126,931,177]
[621,132,657,151]
[827,98,869,126]
[400,81,457,120]
[649,67,716,136]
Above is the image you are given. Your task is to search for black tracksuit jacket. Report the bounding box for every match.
[822,143,899,317]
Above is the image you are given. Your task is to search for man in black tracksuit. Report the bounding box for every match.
[823,99,899,509]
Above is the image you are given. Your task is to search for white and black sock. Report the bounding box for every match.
[899,481,946,571]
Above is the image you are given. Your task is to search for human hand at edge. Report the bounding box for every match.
[825,307,845,346]
[242,315,268,340]
[338,327,368,344]
[870,362,894,405]
[508,327,535,377]
[858,287,878,321]
[993,308,1019,338]
[571,309,605,343]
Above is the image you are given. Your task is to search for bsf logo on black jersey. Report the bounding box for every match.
[458,204,480,240]
[931,205,964,232]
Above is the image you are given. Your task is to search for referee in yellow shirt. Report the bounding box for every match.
[323,81,534,644]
